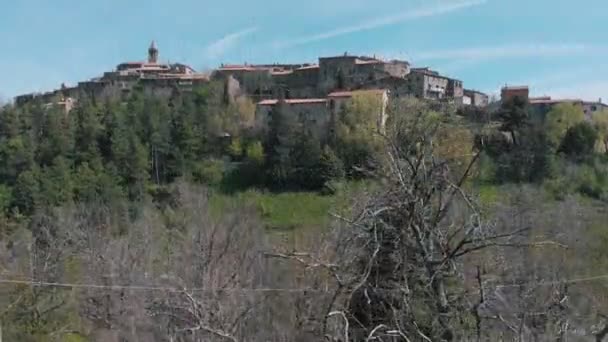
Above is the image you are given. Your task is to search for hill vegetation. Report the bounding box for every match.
[1,84,608,341]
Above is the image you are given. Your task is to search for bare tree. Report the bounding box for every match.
[271,109,535,341]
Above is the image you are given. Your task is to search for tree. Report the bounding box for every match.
[271,110,536,341]
[335,93,384,178]
[494,125,554,183]
[318,146,345,190]
[592,109,608,154]
[291,129,324,190]
[36,107,74,167]
[265,99,298,189]
[71,98,105,169]
[12,168,40,214]
[38,156,73,206]
[498,96,529,145]
[141,97,172,185]
[559,121,598,159]
[168,95,203,179]
[111,113,149,202]
[544,103,585,148]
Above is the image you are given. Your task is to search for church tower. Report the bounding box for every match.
[148,40,158,64]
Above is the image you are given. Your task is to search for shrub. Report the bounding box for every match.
[192,159,225,186]
[559,121,598,159]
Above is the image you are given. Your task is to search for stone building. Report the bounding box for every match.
[583,100,608,117]
[407,68,457,100]
[255,98,331,139]
[463,89,489,107]
[501,85,529,102]
[254,89,389,139]
[272,65,321,99]
[15,41,209,107]
[529,97,608,121]
[317,54,409,93]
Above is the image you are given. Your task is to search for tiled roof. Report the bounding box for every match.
[529,98,582,105]
[502,85,529,91]
[258,98,328,105]
[296,65,320,70]
[271,70,293,75]
[355,59,383,65]
[529,96,551,101]
[328,89,387,98]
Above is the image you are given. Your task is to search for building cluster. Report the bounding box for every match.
[210,52,487,135]
[501,85,607,120]
[15,41,608,138]
[15,41,209,109]
[15,42,492,138]
[212,53,487,106]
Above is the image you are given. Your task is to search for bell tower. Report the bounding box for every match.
[148,40,159,64]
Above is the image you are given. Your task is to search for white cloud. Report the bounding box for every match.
[413,43,608,62]
[275,0,487,48]
[204,27,258,60]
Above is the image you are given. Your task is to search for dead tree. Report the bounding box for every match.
[275,111,533,341]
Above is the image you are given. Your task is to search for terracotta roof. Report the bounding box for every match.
[296,65,320,70]
[258,98,327,106]
[355,59,383,65]
[582,101,607,106]
[502,85,529,91]
[328,89,387,98]
[529,98,582,105]
[271,70,293,76]
[218,66,259,71]
[529,96,551,101]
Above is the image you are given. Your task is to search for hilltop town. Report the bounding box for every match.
[14,41,482,110]
[13,41,608,128]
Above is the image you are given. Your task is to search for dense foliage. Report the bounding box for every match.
[2,87,608,340]
[0,84,388,219]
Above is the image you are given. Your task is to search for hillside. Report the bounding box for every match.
[1,83,608,341]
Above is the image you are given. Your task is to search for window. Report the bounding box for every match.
[591,105,598,111]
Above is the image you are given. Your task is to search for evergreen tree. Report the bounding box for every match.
[72,97,103,166]
[142,98,172,184]
[13,168,40,214]
[497,96,529,146]
[0,107,35,184]
[168,95,201,179]
[291,129,324,189]
[39,156,73,206]
[559,121,598,159]
[111,112,149,202]
[36,107,74,167]
[265,99,298,189]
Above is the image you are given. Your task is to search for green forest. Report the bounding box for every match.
[1,82,608,341]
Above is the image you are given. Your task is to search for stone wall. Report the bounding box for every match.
[255,100,331,140]
[318,56,358,92]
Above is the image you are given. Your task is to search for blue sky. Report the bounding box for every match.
[1,0,607,102]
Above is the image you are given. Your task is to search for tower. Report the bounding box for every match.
[148,40,158,64]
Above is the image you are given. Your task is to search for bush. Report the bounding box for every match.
[494,127,555,184]
[192,159,225,186]
[575,164,604,199]
[559,121,598,159]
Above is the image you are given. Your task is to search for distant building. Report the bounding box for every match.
[214,54,412,101]
[255,89,389,139]
[583,100,608,117]
[15,41,209,106]
[501,85,529,102]
[464,89,489,107]
[529,96,608,120]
